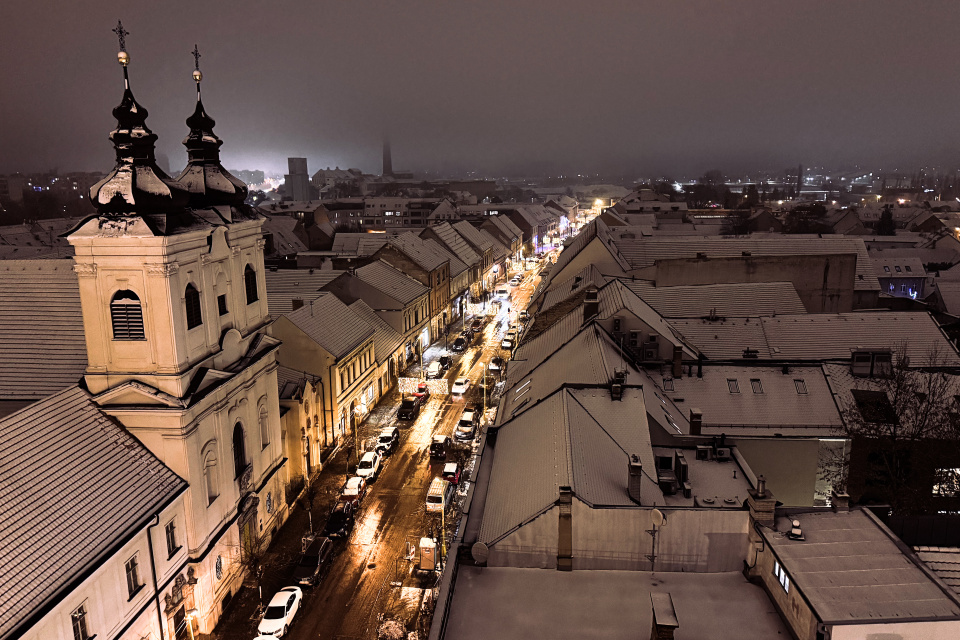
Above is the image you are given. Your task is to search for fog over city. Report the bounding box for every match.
[3,0,960,176]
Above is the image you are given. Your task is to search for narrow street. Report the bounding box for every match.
[212,266,543,640]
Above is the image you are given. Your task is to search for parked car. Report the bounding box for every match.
[398,394,425,420]
[451,337,467,352]
[257,586,302,637]
[438,355,452,371]
[426,476,456,514]
[451,377,471,398]
[470,318,484,332]
[519,310,529,322]
[430,435,451,458]
[413,381,431,399]
[426,361,443,379]
[293,536,334,587]
[442,462,462,484]
[455,409,479,442]
[500,337,514,350]
[375,426,399,455]
[322,502,355,539]
[496,287,510,298]
[509,276,522,286]
[339,476,367,507]
[488,356,505,374]
[356,451,382,482]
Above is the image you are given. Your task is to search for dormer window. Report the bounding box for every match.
[185,284,203,329]
[111,290,145,340]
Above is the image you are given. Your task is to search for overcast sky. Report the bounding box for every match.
[2,1,960,178]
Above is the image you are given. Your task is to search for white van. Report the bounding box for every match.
[496,287,510,299]
[426,477,455,514]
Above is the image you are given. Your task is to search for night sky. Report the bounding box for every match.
[3,0,960,177]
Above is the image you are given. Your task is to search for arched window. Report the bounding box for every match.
[259,406,270,449]
[185,284,203,329]
[244,265,259,304]
[202,448,219,506]
[111,290,145,340]
[233,423,247,479]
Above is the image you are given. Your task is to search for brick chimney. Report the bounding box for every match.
[689,408,702,436]
[628,454,644,505]
[583,288,599,322]
[747,474,776,528]
[672,345,683,378]
[831,489,851,512]
[557,486,573,571]
[650,593,679,640]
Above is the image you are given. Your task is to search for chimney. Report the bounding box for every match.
[831,489,851,513]
[672,345,683,378]
[689,408,702,436]
[583,288,599,321]
[557,486,573,571]
[650,593,679,640]
[628,454,644,505]
[747,475,776,528]
[611,369,626,401]
[292,298,304,311]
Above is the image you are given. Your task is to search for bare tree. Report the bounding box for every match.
[830,344,960,514]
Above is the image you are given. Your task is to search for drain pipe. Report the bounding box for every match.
[146,514,165,640]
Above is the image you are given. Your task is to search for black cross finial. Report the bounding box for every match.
[113,21,129,52]
[192,44,201,71]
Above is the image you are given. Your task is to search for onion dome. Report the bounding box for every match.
[175,46,248,208]
[89,24,189,217]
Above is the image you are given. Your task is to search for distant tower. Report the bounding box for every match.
[284,157,311,200]
[382,137,394,177]
[795,164,803,198]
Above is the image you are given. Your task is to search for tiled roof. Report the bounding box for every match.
[284,292,374,359]
[429,223,480,267]
[387,233,448,271]
[615,236,880,291]
[597,280,692,352]
[670,312,960,365]
[916,547,960,597]
[0,260,86,400]
[330,233,387,256]
[355,260,429,304]
[260,214,307,255]
[666,365,842,436]
[937,281,960,315]
[451,220,495,254]
[348,300,404,365]
[536,264,608,313]
[488,215,522,240]
[542,218,629,293]
[0,386,186,640]
[423,238,468,278]
[480,387,659,545]
[623,280,807,318]
[478,228,509,261]
[872,255,926,278]
[264,268,344,316]
[764,510,960,623]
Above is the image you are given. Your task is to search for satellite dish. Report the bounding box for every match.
[650,508,665,527]
[471,542,490,564]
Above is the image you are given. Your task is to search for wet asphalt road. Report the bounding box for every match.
[279,270,541,640]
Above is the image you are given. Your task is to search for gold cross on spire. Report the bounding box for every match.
[112,20,129,52]
[192,44,201,71]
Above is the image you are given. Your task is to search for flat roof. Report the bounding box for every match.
[763,510,960,624]
[442,567,790,640]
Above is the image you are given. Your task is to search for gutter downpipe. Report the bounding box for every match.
[146,514,166,640]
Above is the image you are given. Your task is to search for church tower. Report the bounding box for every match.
[67,32,287,636]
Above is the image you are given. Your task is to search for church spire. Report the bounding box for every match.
[176,44,248,208]
[89,21,189,217]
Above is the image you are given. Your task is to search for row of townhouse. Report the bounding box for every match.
[430,214,960,640]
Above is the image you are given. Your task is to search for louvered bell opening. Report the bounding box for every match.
[111,293,145,340]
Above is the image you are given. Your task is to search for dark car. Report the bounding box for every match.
[438,355,452,371]
[398,394,425,420]
[470,318,483,332]
[489,356,505,375]
[451,337,467,352]
[430,435,451,459]
[293,536,334,586]
[322,503,355,539]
